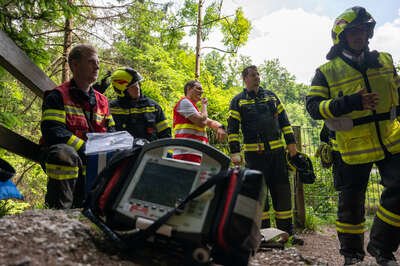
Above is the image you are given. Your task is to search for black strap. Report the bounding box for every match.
[352,110,394,126]
[353,113,386,126]
[122,171,227,245]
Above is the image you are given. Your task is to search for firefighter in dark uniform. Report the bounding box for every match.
[228,65,298,239]
[306,6,400,265]
[108,68,171,141]
[41,44,115,209]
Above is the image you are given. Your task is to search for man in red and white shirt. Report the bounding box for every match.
[173,80,226,163]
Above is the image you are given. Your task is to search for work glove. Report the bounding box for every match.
[46,144,83,169]
[288,153,316,184]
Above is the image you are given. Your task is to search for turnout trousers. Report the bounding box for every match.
[41,144,86,209]
[333,151,400,259]
[245,148,293,235]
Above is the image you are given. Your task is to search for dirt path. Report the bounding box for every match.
[0,210,399,266]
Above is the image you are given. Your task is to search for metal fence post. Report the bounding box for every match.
[293,126,305,229]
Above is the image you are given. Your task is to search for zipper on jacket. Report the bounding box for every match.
[362,71,390,157]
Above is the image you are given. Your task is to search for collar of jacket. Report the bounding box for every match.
[118,95,149,106]
[69,79,96,107]
[342,49,365,64]
[244,87,264,99]
[338,50,382,70]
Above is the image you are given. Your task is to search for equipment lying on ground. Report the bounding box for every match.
[259,228,289,250]
[83,138,266,265]
[287,152,316,184]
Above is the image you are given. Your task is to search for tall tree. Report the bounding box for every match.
[178,0,251,79]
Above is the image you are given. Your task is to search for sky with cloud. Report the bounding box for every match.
[198,0,400,84]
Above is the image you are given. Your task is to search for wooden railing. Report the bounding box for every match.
[0,29,56,162]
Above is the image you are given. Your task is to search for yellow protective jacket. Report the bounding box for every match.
[307,52,400,164]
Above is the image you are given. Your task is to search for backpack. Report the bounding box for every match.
[83,138,266,265]
[211,167,266,265]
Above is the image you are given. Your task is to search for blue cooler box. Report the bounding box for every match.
[86,151,115,194]
[84,131,134,195]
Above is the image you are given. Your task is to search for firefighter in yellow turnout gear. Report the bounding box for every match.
[306,6,400,266]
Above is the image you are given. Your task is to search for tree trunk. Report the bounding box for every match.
[62,0,74,82]
[195,0,203,80]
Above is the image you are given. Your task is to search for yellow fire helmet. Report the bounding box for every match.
[331,6,375,45]
[110,68,143,97]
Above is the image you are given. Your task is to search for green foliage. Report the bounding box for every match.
[202,1,221,41]
[204,51,226,88]
[0,200,30,217]
[259,59,297,102]
[0,1,348,231]
[178,0,250,55]
[0,0,79,67]
[220,8,251,52]
[258,59,315,129]
[180,0,198,33]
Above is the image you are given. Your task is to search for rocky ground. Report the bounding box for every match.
[0,210,399,266]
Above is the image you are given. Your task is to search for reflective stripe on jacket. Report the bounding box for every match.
[318,52,400,164]
[173,97,208,144]
[110,96,171,141]
[227,88,294,154]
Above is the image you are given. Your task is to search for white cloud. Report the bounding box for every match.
[202,6,400,84]
[236,8,332,84]
[371,13,400,64]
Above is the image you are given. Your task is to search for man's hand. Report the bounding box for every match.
[201,97,208,106]
[216,127,227,141]
[358,88,379,110]
[287,143,298,158]
[230,153,242,165]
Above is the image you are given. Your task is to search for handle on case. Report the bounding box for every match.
[140,138,230,167]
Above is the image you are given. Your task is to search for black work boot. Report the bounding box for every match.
[261,219,270,229]
[290,235,304,246]
[367,244,398,266]
[343,256,363,265]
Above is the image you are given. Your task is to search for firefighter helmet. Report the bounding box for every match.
[287,152,316,184]
[315,142,333,168]
[331,6,376,45]
[110,68,143,97]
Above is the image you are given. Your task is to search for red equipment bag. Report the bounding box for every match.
[212,167,266,265]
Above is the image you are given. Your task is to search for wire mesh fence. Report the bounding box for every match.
[208,126,383,219]
[300,127,382,217]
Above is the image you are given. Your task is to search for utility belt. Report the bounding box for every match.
[353,108,398,126]
[243,139,285,153]
[325,106,399,132]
